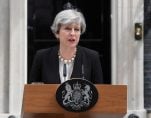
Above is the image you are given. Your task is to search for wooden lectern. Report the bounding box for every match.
[22,84,127,118]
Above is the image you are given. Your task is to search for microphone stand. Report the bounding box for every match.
[82,64,85,80]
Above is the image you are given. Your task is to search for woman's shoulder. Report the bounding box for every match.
[78,46,99,56]
[36,46,58,55]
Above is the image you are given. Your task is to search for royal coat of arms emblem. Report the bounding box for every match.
[56,79,99,112]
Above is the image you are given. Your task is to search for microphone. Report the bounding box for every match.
[82,64,85,79]
[63,64,67,78]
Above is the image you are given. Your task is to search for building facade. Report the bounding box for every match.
[0,0,148,117]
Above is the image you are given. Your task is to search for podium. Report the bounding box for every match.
[22,84,127,118]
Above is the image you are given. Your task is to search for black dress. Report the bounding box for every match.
[29,45,103,84]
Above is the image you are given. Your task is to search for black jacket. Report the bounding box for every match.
[29,46,103,84]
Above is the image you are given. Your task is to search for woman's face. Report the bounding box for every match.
[56,23,81,48]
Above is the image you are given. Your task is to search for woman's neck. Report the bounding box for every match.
[59,46,77,60]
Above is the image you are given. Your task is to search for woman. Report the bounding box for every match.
[29,9,103,84]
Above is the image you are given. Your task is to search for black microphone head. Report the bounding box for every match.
[63,2,74,10]
[63,64,67,77]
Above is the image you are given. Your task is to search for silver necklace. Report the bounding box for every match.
[58,49,77,64]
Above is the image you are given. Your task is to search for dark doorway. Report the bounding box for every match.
[28,0,111,84]
[144,0,151,110]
